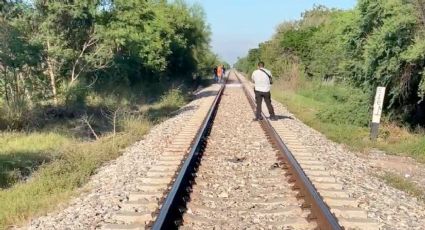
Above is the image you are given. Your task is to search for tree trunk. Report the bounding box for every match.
[3,67,10,105]
[46,41,58,105]
[71,57,79,86]
[47,60,58,105]
[20,70,33,107]
[13,67,19,103]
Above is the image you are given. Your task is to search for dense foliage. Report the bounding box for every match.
[0,0,219,128]
[236,1,425,126]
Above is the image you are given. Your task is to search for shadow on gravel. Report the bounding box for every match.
[192,90,219,100]
[274,115,294,120]
[145,105,181,122]
[145,105,198,122]
[170,105,197,116]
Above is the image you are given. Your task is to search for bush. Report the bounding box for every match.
[236,1,425,126]
[317,100,370,127]
[159,88,187,108]
[60,81,88,108]
[0,99,32,130]
[306,84,371,127]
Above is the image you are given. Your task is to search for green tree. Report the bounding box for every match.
[33,0,112,105]
[0,1,43,106]
[0,0,217,124]
[238,1,425,125]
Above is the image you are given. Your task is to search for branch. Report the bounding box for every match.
[100,107,120,137]
[82,114,99,140]
[86,74,99,88]
[72,43,111,83]
[113,108,119,136]
[70,35,99,84]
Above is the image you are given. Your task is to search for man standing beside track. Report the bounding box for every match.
[251,61,277,121]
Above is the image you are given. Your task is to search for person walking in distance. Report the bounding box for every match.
[217,65,223,83]
[252,61,276,121]
[213,66,218,82]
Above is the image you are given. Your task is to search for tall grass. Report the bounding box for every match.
[0,87,189,228]
[0,100,32,130]
[0,118,150,228]
[272,76,425,162]
[0,132,70,188]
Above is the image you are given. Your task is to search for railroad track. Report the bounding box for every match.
[103,70,378,230]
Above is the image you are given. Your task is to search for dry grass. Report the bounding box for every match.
[379,123,413,143]
[0,88,189,229]
[275,61,302,91]
[377,172,425,201]
[0,132,71,188]
[271,75,425,163]
[0,117,151,228]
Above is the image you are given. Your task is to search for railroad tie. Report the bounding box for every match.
[176,72,316,230]
[236,71,380,230]
[102,85,221,230]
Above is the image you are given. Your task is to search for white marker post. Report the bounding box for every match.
[370,86,386,141]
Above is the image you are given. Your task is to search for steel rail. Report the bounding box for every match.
[151,78,227,230]
[234,71,343,230]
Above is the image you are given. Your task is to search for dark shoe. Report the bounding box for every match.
[253,117,263,121]
[269,116,278,121]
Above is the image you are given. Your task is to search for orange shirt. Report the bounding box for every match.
[217,66,223,77]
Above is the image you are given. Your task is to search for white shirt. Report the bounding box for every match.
[251,68,272,92]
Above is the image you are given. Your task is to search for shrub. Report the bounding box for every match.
[159,88,187,108]
[0,99,32,130]
[311,85,371,127]
[60,81,88,108]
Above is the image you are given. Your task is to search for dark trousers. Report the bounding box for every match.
[255,90,275,119]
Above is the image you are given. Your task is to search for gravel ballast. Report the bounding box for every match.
[271,100,425,229]
[20,77,425,230]
[21,88,211,230]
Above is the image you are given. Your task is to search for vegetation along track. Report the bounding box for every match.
[103,71,379,230]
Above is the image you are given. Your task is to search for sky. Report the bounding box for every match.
[186,0,357,64]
